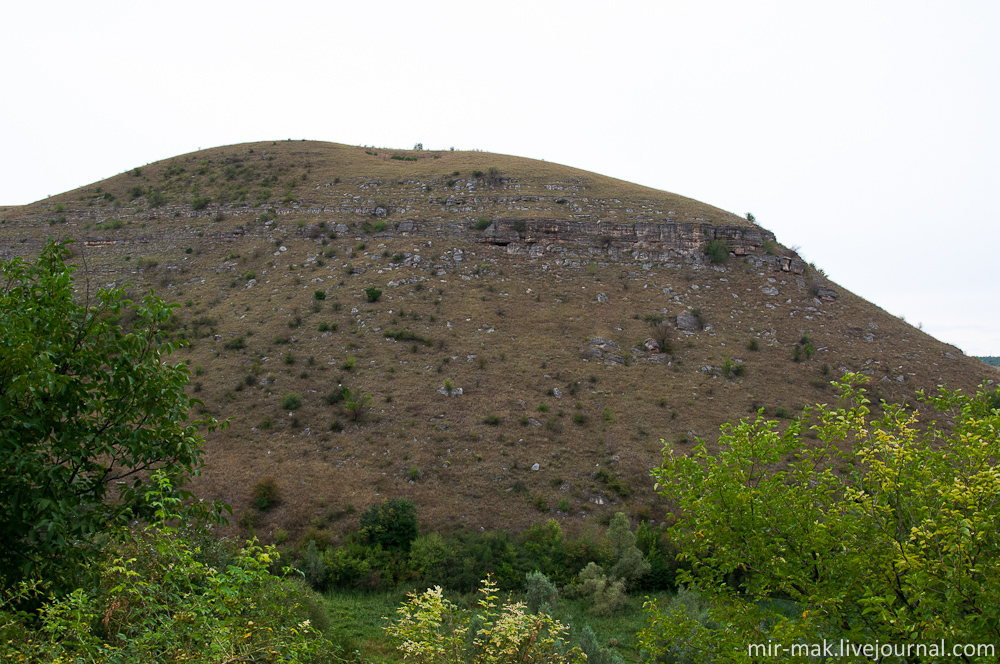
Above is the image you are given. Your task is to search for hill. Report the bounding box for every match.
[2,140,995,547]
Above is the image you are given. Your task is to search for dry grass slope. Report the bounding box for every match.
[2,140,994,550]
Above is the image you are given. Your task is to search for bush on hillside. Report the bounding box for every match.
[360,498,418,551]
[703,239,729,264]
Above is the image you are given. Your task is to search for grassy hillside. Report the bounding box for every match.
[1,140,994,552]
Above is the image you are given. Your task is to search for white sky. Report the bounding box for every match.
[3,1,998,355]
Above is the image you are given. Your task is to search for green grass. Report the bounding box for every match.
[322,586,670,663]
[323,588,413,662]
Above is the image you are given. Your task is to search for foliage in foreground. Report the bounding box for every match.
[641,375,1000,662]
[385,575,585,663]
[0,474,343,664]
[0,240,222,588]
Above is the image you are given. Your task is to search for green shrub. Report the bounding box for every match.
[746,337,760,351]
[603,406,616,423]
[364,287,382,302]
[298,539,328,590]
[722,357,744,378]
[343,387,371,421]
[281,392,303,410]
[0,496,335,662]
[579,624,625,664]
[191,196,210,211]
[525,569,559,614]
[147,190,166,207]
[407,466,421,482]
[594,467,632,497]
[313,290,325,300]
[252,476,281,510]
[474,217,492,231]
[283,351,295,365]
[570,562,628,617]
[386,577,582,662]
[483,414,501,426]
[223,336,245,351]
[323,387,346,405]
[342,355,356,371]
[703,238,729,264]
[360,497,418,550]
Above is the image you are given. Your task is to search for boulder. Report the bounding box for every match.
[676,313,700,331]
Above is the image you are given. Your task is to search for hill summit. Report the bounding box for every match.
[1,140,994,541]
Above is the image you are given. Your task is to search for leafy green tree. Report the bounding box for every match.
[299,539,328,590]
[524,570,558,615]
[360,497,418,551]
[605,512,650,586]
[641,375,1000,662]
[0,241,221,587]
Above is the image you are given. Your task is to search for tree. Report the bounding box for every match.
[0,241,221,587]
[360,497,418,551]
[605,512,650,586]
[640,375,1000,662]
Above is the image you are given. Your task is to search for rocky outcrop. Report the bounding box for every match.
[479,218,781,265]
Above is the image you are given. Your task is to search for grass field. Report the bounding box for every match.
[323,584,670,663]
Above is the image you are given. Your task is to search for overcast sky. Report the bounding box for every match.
[3,1,998,355]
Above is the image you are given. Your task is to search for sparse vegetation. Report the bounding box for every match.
[281,392,303,410]
[703,238,729,264]
[251,476,281,510]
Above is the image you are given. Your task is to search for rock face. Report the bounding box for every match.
[479,219,790,267]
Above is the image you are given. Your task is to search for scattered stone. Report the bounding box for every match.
[643,338,660,352]
[605,354,625,365]
[531,463,540,471]
[597,292,608,303]
[760,285,779,296]
[436,386,464,396]
[815,286,838,300]
[552,387,562,398]
[588,337,619,349]
[676,313,700,331]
